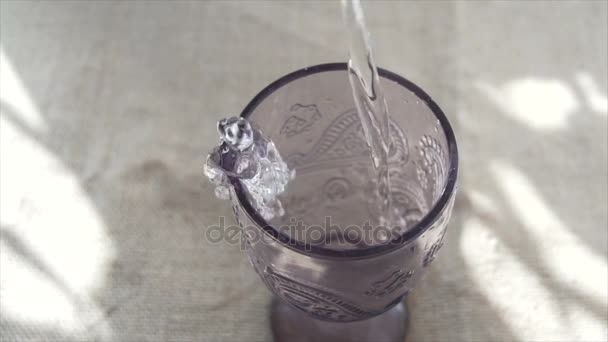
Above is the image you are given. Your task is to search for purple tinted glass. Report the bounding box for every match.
[232,63,457,258]
[226,63,457,341]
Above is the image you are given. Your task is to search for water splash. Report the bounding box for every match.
[204,117,294,221]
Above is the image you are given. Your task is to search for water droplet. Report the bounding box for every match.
[377,230,389,242]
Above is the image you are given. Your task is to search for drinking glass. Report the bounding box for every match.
[227,63,458,342]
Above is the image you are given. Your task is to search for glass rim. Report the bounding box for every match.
[231,62,458,259]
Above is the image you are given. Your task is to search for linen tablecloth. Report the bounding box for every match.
[1,1,606,341]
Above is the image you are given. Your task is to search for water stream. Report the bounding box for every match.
[342,0,394,226]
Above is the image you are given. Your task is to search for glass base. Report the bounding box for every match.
[270,297,408,342]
